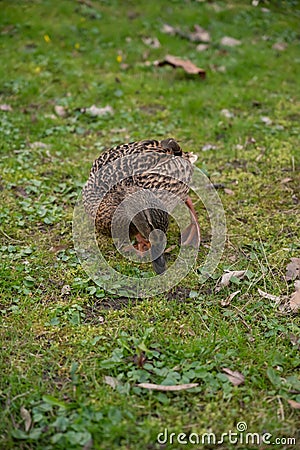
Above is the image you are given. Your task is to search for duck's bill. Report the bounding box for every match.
[151,252,166,274]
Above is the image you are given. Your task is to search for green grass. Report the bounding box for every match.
[1,0,300,448]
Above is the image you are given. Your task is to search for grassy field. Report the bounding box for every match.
[1,0,300,449]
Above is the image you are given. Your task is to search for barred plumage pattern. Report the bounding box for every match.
[82,138,197,234]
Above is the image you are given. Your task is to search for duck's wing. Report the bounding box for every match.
[83,138,195,215]
[132,139,195,200]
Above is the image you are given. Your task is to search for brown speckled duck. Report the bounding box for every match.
[83,138,200,274]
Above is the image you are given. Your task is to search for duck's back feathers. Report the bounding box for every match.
[83,138,196,233]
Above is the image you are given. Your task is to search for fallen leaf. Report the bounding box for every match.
[258,288,281,304]
[54,105,67,117]
[50,245,69,253]
[289,280,300,312]
[210,64,227,73]
[161,23,210,43]
[111,127,127,134]
[104,376,119,389]
[196,43,209,52]
[202,143,217,151]
[61,284,71,296]
[221,290,240,307]
[142,37,160,48]
[287,399,300,409]
[20,406,32,432]
[165,244,177,254]
[220,36,241,47]
[44,113,57,120]
[12,186,28,198]
[261,116,272,125]
[133,351,147,368]
[272,42,287,51]
[82,105,114,117]
[127,10,140,20]
[289,333,300,348]
[161,23,177,35]
[29,141,49,149]
[281,177,292,184]
[137,382,198,391]
[0,103,12,111]
[220,270,247,287]
[221,108,234,119]
[222,368,245,386]
[156,55,206,78]
[189,25,211,43]
[224,188,235,195]
[285,258,300,281]
[120,63,129,70]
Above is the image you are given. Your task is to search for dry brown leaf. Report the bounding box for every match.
[272,42,287,51]
[285,258,300,281]
[54,105,67,117]
[287,399,300,409]
[281,177,292,184]
[20,406,32,432]
[44,113,57,120]
[221,108,234,119]
[220,36,241,47]
[161,23,210,43]
[202,143,217,151]
[221,290,240,307]
[137,382,198,391]
[165,244,177,254]
[210,64,227,73]
[289,333,300,347]
[133,352,147,368]
[189,25,211,43]
[156,55,206,78]
[261,116,272,125]
[82,105,114,117]
[196,44,209,52]
[222,368,245,386]
[161,23,177,35]
[224,188,235,195]
[50,244,69,253]
[120,63,129,70]
[29,141,49,149]
[61,284,71,296]
[142,37,160,49]
[220,270,247,287]
[104,376,119,389]
[0,103,12,111]
[258,288,281,304]
[289,280,300,312]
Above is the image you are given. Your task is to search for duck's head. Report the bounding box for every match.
[132,207,169,274]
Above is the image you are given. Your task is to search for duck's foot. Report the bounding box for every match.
[181,196,201,248]
[181,222,200,248]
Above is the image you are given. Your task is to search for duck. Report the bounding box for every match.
[82,138,200,274]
